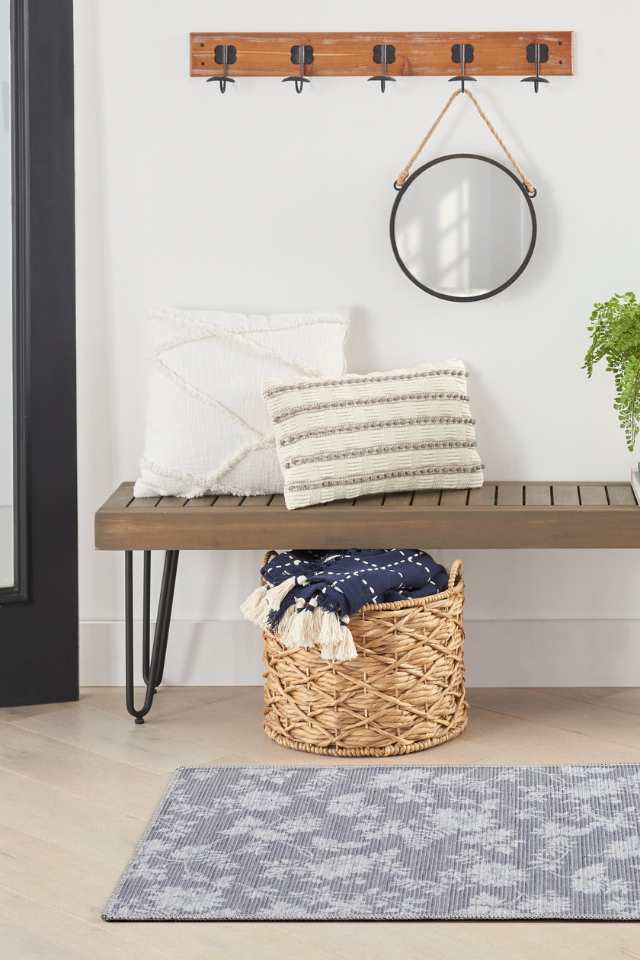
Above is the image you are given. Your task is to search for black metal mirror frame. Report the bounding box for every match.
[389,153,537,303]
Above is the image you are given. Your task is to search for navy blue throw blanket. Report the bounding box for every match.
[241,548,449,662]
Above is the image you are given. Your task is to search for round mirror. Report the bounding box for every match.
[390,153,537,302]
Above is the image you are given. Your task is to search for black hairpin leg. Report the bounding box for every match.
[125,549,179,724]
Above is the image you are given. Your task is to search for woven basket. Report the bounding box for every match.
[263,559,467,757]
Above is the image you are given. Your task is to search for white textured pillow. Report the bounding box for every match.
[264,360,483,509]
[134,308,349,498]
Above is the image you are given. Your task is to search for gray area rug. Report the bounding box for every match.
[104,764,640,920]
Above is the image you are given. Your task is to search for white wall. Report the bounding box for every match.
[74,0,640,687]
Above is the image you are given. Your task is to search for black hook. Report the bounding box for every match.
[206,44,237,94]
[521,43,549,93]
[449,43,476,93]
[282,44,313,93]
[368,44,396,93]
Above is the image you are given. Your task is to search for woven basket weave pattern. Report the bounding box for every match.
[263,560,467,757]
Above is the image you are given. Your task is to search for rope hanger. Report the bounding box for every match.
[394,88,536,197]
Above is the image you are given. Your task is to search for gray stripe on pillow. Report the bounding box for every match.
[263,368,468,398]
[283,439,477,470]
[277,414,477,448]
[272,392,470,425]
[288,463,485,492]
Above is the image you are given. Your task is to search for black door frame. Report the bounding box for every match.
[0,0,77,705]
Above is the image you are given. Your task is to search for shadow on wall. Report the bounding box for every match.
[466,367,523,481]
[343,304,375,373]
[75,0,120,615]
[511,168,560,298]
[345,303,525,481]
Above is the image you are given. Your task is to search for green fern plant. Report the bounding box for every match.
[584,292,640,452]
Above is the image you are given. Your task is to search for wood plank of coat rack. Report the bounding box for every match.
[190,32,573,78]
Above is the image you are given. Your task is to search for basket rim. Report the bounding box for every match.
[358,569,463,614]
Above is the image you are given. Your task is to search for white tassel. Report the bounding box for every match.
[335,623,358,661]
[274,599,358,662]
[317,610,342,659]
[274,597,304,645]
[318,611,358,662]
[280,607,318,650]
[265,574,309,613]
[275,605,296,643]
[240,585,269,627]
[265,576,297,612]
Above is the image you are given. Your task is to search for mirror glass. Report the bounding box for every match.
[0,0,12,588]
[391,154,536,301]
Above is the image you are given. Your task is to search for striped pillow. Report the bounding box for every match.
[263,360,484,510]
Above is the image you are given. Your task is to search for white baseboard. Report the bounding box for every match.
[80,618,640,687]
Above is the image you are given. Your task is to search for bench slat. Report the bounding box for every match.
[383,492,413,507]
[211,495,244,508]
[552,484,579,506]
[412,490,441,507]
[184,496,216,508]
[157,497,188,509]
[239,495,273,510]
[497,483,524,506]
[468,484,495,506]
[100,483,134,511]
[525,484,552,506]
[128,496,161,510]
[440,489,469,506]
[607,484,637,506]
[354,494,384,508]
[579,484,608,506]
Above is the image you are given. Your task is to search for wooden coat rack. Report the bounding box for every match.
[190,31,573,81]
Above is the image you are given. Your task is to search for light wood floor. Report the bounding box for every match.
[3,687,640,959]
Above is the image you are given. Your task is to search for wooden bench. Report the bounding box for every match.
[95,480,640,722]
